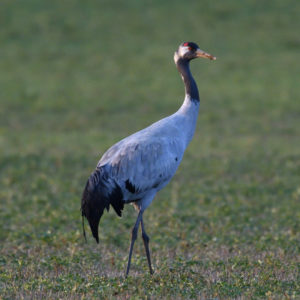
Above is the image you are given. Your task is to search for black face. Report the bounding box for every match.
[180,42,200,60]
[174,41,216,63]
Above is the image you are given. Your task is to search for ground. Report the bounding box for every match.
[0,0,299,298]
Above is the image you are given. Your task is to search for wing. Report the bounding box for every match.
[98,136,185,200]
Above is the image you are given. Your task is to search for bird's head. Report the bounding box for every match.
[174,42,216,63]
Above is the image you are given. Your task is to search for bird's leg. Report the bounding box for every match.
[125,210,143,277]
[141,218,154,275]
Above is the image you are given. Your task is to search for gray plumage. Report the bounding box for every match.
[81,42,216,276]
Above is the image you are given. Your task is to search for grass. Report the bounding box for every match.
[0,0,300,298]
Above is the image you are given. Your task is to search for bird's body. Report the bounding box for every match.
[81,42,216,276]
[99,97,199,202]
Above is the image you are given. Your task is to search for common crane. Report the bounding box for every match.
[81,42,216,277]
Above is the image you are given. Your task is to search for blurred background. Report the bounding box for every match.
[0,0,299,298]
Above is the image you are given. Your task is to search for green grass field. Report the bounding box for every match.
[1,0,299,298]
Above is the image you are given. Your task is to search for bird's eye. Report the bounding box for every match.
[188,47,193,51]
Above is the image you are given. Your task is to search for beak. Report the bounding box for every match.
[196,49,216,61]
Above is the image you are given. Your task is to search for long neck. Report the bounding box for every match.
[176,58,199,102]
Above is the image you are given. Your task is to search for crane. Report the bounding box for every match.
[81,42,216,277]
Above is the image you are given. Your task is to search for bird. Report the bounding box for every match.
[81,42,216,277]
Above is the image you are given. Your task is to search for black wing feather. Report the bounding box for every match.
[81,167,124,243]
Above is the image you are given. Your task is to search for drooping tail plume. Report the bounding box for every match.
[81,167,124,243]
